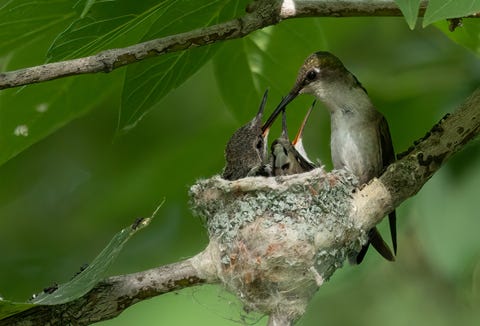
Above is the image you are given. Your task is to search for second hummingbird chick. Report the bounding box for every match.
[222,90,271,180]
[292,101,315,166]
[271,105,316,176]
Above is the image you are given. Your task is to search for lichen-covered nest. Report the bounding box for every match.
[189,168,367,319]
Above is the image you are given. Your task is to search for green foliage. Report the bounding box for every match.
[1,1,480,325]
[395,0,422,29]
[395,0,480,28]
[46,0,166,61]
[423,0,480,27]
[0,210,157,320]
[435,18,480,55]
[0,73,121,165]
[0,0,247,165]
[1,0,480,164]
[119,0,244,131]
[0,301,35,322]
[213,19,327,123]
[0,0,75,55]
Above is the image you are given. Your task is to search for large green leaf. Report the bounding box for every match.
[118,0,247,131]
[0,0,123,166]
[47,0,169,61]
[0,0,173,167]
[395,0,422,29]
[423,0,480,27]
[435,19,480,56]
[32,210,159,305]
[119,47,219,131]
[0,207,159,320]
[0,68,121,165]
[0,0,75,57]
[212,19,327,125]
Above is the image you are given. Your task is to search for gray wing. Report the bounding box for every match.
[379,116,395,167]
[378,115,397,254]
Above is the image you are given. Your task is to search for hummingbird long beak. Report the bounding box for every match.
[262,90,299,132]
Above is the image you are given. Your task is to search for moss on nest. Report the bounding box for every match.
[189,168,366,320]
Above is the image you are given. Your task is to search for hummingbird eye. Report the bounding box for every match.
[306,69,317,81]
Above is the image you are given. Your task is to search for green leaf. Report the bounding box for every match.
[0,69,121,166]
[80,0,97,18]
[0,204,160,319]
[32,207,160,305]
[395,0,422,29]
[0,301,36,321]
[119,47,219,131]
[213,18,328,124]
[0,1,120,167]
[423,0,480,27]
[47,0,169,61]
[1,0,171,166]
[118,0,247,131]
[435,19,480,55]
[0,0,75,57]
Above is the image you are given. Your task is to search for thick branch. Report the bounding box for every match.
[0,249,219,326]
[0,0,429,90]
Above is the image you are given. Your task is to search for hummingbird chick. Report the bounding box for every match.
[271,103,316,176]
[222,90,271,181]
[263,51,396,264]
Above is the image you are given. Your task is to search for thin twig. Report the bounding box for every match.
[0,0,430,90]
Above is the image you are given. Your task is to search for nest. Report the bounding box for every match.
[189,168,367,320]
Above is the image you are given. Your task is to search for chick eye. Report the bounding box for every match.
[256,138,263,149]
[306,69,317,81]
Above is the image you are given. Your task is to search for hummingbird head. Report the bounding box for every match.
[222,89,270,180]
[294,51,348,95]
[262,51,364,131]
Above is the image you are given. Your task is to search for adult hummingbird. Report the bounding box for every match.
[222,89,271,180]
[263,51,396,263]
[271,104,316,176]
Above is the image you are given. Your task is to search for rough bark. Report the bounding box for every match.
[0,250,219,326]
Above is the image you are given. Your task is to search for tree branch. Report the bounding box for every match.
[0,0,430,90]
[0,249,219,326]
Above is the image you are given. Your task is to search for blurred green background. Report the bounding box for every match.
[1,1,480,325]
